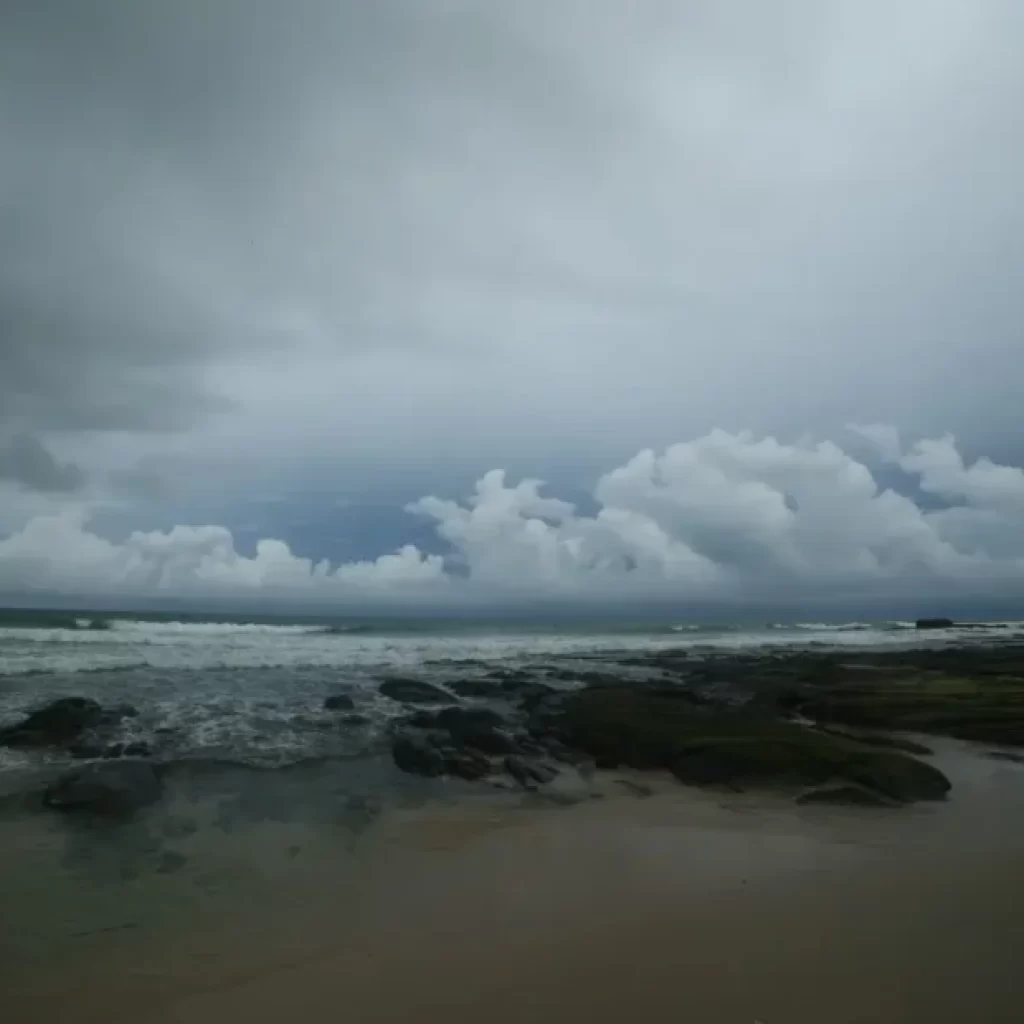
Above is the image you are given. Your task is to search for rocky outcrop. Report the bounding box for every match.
[539,687,950,804]
[44,760,164,815]
[379,678,454,704]
[0,697,104,748]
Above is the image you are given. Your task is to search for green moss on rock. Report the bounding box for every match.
[554,688,950,804]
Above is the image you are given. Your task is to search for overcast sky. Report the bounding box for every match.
[2,0,1023,614]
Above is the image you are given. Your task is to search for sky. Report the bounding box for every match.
[1,0,1023,616]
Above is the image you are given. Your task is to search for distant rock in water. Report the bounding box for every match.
[379,678,454,704]
[915,618,955,630]
[44,760,163,816]
[323,693,355,711]
[0,697,103,747]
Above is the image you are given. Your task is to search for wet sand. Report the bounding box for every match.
[10,751,1024,1024]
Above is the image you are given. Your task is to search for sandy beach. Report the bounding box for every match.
[7,747,1024,1024]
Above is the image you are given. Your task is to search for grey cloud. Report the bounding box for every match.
[1,0,1023,496]
[0,433,85,493]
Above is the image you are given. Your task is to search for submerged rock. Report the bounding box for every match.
[323,693,355,711]
[44,760,164,816]
[0,697,104,748]
[379,678,454,704]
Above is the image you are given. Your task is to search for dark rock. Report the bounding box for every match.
[505,755,557,788]
[44,761,164,816]
[99,703,139,726]
[797,784,894,807]
[916,618,955,630]
[449,679,501,698]
[503,681,558,709]
[68,743,107,760]
[442,749,493,780]
[0,697,103,747]
[405,710,442,729]
[392,732,445,777]
[435,706,508,732]
[379,678,454,704]
[555,687,950,803]
[156,851,188,874]
[434,706,517,754]
[324,693,356,711]
[812,726,932,756]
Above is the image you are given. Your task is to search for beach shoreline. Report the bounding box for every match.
[8,772,1024,1024]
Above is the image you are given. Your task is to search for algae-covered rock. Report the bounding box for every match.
[549,688,950,803]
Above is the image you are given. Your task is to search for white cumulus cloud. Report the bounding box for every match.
[2,428,1024,610]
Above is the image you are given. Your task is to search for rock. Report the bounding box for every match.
[503,681,558,709]
[156,851,188,874]
[812,726,932,757]
[379,678,454,704]
[916,618,955,630]
[392,732,445,777]
[0,697,104,747]
[44,761,164,816]
[324,693,356,711]
[553,687,950,803]
[505,755,557,788]
[405,710,442,728]
[342,714,370,726]
[442,749,492,780]
[435,706,507,731]
[797,784,894,807]
[449,679,501,698]
[434,706,518,754]
[100,703,139,724]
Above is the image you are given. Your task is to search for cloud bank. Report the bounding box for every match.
[3,0,1023,501]
[2,429,1023,613]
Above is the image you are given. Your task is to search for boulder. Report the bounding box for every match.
[324,693,356,711]
[392,732,445,777]
[44,760,163,815]
[379,678,454,704]
[434,707,517,755]
[915,618,955,630]
[505,755,557,788]
[797,784,894,807]
[441,748,492,781]
[0,697,103,747]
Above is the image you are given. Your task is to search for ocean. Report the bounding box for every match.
[2,610,1021,779]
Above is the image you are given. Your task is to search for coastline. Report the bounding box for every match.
[8,760,1024,1024]
[3,635,1024,1022]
